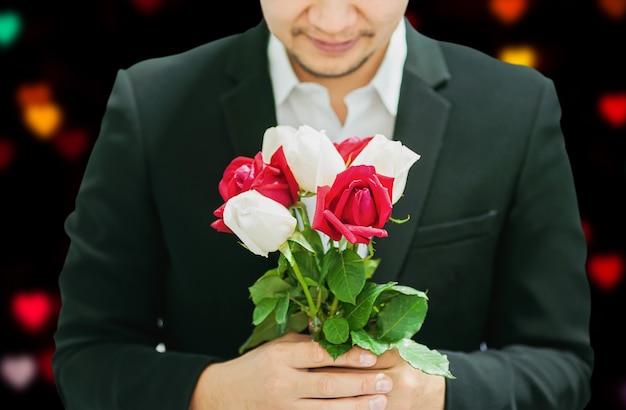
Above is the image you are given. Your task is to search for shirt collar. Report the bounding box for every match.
[268,19,407,116]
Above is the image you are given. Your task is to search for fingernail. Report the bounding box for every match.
[375,373,392,393]
[360,352,376,366]
[369,395,386,410]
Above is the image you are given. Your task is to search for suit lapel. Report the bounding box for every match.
[220,22,277,157]
[374,24,451,284]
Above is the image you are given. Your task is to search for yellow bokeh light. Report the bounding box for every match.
[497,45,538,69]
[22,102,64,140]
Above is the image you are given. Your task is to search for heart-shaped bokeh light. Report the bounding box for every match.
[587,252,625,292]
[22,103,63,140]
[497,44,538,68]
[11,290,55,333]
[597,92,626,128]
[0,354,37,392]
[54,128,90,161]
[16,83,64,140]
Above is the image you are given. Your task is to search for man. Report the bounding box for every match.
[52,0,593,409]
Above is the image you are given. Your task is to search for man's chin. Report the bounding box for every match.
[291,55,371,79]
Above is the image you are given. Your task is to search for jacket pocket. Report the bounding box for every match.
[412,209,499,248]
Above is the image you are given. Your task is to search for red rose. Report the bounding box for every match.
[212,147,299,232]
[210,203,232,233]
[217,155,257,201]
[254,146,299,208]
[334,136,374,165]
[217,148,298,208]
[312,165,393,244]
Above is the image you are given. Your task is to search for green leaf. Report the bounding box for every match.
[288,230,316,253]
[377,293,428,342]
[287,310,310,334]
[319,340,352,360]
[391,284,428,299]
[239,311,309,354]
[364,258,380,280]
[394,338,455,379]
[350,329,392,356]
[320,250,333,285]
[275,293,290,326]
[292,250,320,283]
[302,225,325,257]
[326,249,366,304]
[239,314,280,354]
[315,285,329,304]
[344,282,396,330]
[279,242,295,265]
[338,237,349,249]
[252,297,278,325]
[277,253,290,275]
[288,285,303,298]
[258,267,281,279]
[322,316,350,344]
[248,276,293,304]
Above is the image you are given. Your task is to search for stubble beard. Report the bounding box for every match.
[289,28,376,79]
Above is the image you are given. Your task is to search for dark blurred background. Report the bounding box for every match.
[1,0,624,408]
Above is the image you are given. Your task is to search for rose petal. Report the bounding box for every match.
[351,134,420,204]
[223,190,297,257]
[323,209,357,244]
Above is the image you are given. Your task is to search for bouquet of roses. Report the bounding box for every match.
[211,125,454,379]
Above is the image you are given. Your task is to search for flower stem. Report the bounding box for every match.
[294,201,311,229]
[316,287,323,312]
[328,295,339,317]
[279,242,320,334]
[289,255,317,319]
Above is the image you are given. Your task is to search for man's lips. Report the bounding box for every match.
[309,37,358,53]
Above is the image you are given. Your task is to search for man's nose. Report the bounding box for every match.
[308,0,358,35]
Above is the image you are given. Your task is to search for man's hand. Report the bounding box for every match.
[371,348,446,410]
[189,333,393,409]
[312,347,446,410]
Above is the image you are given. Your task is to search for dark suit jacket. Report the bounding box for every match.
[53,19,593,409]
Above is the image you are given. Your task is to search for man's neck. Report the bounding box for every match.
[290,46,388,124]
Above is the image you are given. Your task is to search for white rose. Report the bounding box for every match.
[223,190,297,257]
[262,125,345,193]
[351,134,421,204]
[261,124,297,162]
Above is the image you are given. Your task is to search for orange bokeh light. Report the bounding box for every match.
[597,0,626,21]
[488,0,530,25]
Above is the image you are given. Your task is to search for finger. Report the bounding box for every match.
[298,371,393,399]
[275,332,314,343]
[297,394,388,410]
[330,346,379,368]
[278,341,379,369]
[366,348,400,369]
[266,334,380,369]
